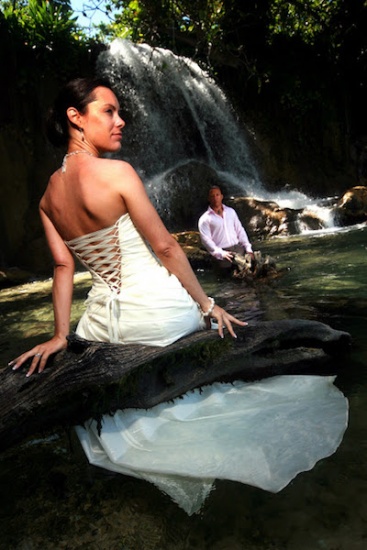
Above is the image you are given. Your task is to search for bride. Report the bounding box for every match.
[10,78,348,514]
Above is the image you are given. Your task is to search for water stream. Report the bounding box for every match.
[97,39,338,232]
[97,39,261,190]
[1,39,366,550]
[1,225,366,550]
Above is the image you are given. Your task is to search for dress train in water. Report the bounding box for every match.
[76,374,348,515]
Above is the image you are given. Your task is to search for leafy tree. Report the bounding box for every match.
[99,0,226,62]
[0,0,99,90]
[0,0,80,47]
[98,1,366,83]
[268,0,343,43]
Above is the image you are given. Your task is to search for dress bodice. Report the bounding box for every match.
[65,215,125,294]
[65,213,204,345]
[65,213,158,293]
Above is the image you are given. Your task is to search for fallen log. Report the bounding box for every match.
[0,319,351,452]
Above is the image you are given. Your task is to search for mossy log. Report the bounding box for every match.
[0,319,351,452]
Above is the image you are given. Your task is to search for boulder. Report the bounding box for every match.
[333,185,367,226]
[227,197,303,239]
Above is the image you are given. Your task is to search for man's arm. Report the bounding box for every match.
[233,212,253,254]
[198,214,226,260]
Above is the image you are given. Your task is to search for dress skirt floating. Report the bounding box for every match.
[76,375,348,515]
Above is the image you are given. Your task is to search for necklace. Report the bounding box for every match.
[61,150,95,173]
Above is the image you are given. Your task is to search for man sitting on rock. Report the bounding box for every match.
[198,185,254,270]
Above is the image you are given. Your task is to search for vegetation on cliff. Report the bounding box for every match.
[0,0,366,271]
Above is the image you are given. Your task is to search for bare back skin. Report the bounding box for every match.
[40,157,129,241]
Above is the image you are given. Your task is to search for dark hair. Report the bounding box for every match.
[209,185,223,193]
[45,77,115,147]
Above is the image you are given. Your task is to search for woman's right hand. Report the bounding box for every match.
[9,335,68,377]
[208,304,248,339]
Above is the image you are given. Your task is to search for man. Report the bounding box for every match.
[198,185,254,269]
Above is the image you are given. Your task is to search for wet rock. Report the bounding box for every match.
[298,210,325,232]
[149,160,222,231]
[333,185,367,226]
[227,197,303,239]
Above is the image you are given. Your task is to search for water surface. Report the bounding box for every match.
[1,227,366,549]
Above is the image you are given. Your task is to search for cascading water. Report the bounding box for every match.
[97,39,260,187]
[96,39,337,231]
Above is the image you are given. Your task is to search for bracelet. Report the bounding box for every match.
[200,297,215,317]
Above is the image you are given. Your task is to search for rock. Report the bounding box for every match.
[333,185,367,226]
[227,197,303,238]
[148,160,222,231]
[298,209,325,232]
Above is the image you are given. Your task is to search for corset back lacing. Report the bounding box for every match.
[65,220,123,342]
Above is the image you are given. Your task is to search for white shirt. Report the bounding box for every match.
[198,204,253,260]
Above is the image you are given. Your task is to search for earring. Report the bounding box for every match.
[79,127,84,141]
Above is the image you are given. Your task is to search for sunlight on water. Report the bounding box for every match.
[0,227,367,549]
[0,272,91,363]
[260,225,367,301]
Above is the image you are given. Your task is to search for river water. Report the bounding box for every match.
[1,225,366,550]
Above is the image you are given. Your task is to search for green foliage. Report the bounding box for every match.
[96,0,366,79]
[0,0,100,95]
[268,0,342,44]
[1,0,82,46]
[100,0,226,58]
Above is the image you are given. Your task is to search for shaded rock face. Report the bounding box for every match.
[228,197,301,239]
[333,186,367,226]
[148,160,225,231]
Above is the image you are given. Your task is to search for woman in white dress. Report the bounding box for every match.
[11,77,246,375]
[10,78,348,514]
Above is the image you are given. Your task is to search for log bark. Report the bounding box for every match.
[0,319,351,452]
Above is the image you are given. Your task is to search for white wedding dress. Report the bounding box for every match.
[66,213,349,515]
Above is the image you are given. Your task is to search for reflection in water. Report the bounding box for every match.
[0,227,367,549]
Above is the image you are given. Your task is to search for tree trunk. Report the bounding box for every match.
[0,319,351,452]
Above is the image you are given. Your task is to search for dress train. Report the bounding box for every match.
[75,374,348,515]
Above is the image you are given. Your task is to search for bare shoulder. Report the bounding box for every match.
[95,158,139,177]
[91,158,142,189]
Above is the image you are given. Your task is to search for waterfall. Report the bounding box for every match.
[97,40,261,188]
[96,39,337,231]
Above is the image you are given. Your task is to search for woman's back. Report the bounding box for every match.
[40,156,130,242]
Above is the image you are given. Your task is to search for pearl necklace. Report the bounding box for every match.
[61,150,95,173]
